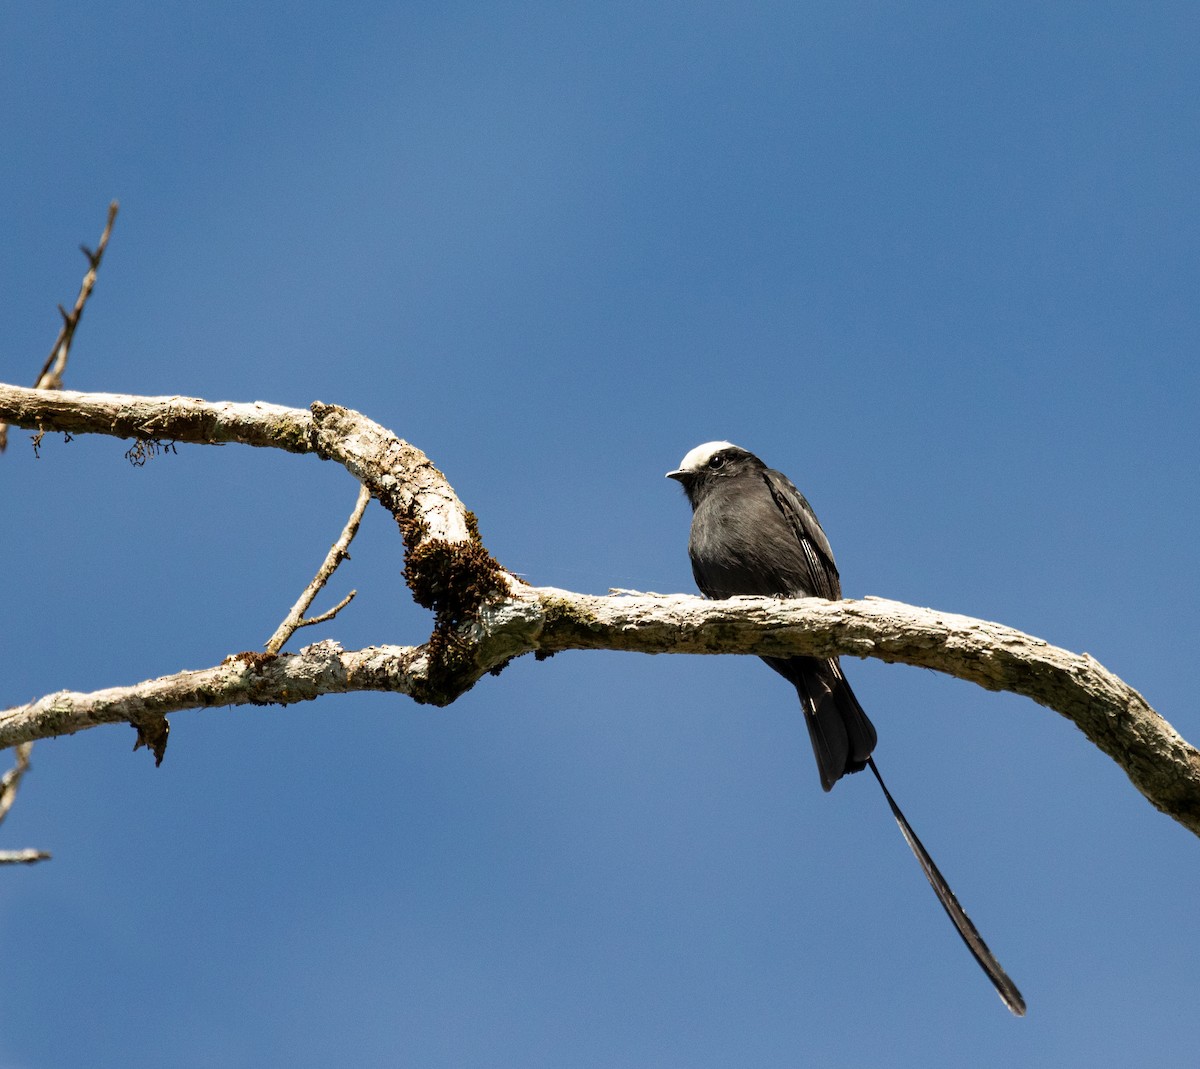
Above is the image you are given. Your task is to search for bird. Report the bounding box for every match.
[667,440,1025,1016]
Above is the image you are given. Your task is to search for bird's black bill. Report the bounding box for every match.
[867,758,1026,1017]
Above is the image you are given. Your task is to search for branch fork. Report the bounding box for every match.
[1,374,1197,839]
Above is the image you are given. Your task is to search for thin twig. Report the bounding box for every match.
[265,485,371,654]
[0,203,118,858]
[0,743,34,826]
[0,200,119,453]
[294,590,358,630]
[35,201,120,390]
[0,743,51,866]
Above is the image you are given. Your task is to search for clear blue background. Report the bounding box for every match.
[3,2,1199,1066]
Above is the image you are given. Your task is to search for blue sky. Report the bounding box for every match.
[3,2,1199,1065]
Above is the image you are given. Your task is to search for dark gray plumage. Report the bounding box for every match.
[667,441,875,790]
[667,441,1025,1016]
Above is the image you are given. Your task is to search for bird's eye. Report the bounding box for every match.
[707,453,726,470]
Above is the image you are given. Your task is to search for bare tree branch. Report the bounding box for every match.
[0,745,51,865]
[0,384,473,550]
[0,642,423,744]
[0,204,119,860]
[1,587,1196,836]
[265,484,370,654]
[0,849,53,866]
[0,201,119,453]
[2,381,1197,841]
[288,590,358,632]
[34,201,120,389]
[0,743,35,826]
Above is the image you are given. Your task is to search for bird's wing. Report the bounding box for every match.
[761,468,842,600]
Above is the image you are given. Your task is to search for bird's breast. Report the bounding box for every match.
[688,491,813,599]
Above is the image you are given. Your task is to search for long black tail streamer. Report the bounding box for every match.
[867,758,1026,1016]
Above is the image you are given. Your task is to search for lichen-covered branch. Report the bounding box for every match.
[2,380,1197,840]
[0,642,428,747]
[528,590,1200,835]
[2,587,1197,837]
[0,384,472,551]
